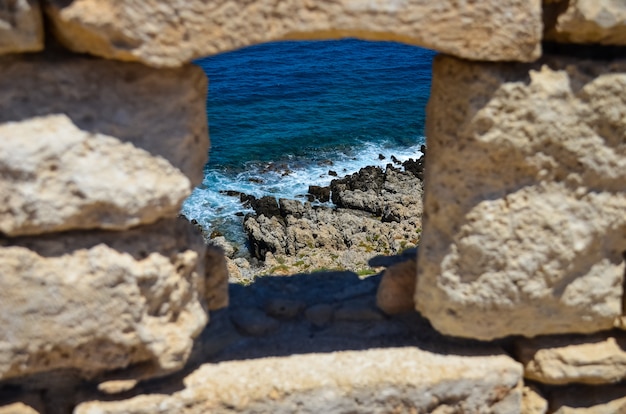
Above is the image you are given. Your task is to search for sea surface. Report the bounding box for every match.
[182,39,436,242]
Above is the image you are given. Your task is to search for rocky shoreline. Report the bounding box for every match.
[204,147,426,282]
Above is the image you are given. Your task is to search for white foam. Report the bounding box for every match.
[180,140,424,240]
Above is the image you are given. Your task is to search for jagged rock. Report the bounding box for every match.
[250,196,281,219]
[73,347,523,413]
[0,0,43,55]
[43,0,541,68]
[545,0,626,45]
[0,114,191,236]
[515,331,626,385]
[0,51,208,186]
[308,185,330,203]
[402,154,426,181]
[0,218,209,381]
[244,214,286,260]
[417,54,626,340]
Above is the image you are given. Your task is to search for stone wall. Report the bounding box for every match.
[0,0,625,413]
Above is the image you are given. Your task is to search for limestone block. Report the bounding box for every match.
[417,54,626,340]
[0,115,190,236]
[0,0,43,54]
[44,0,542,67]
[0,218,208,381]
[545,0,626,45]
[376,258,417,315]
[522,385,548,414]
[0,403,40,414]
[515,331,626,385]
[74,347,523,413]
[0,51,208,185]
[549,384,626,413]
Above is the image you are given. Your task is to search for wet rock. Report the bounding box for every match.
[250,196,281,219]
[308,185,330,203]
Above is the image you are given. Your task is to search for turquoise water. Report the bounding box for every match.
[182,39,436,239]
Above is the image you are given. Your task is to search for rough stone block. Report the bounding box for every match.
[0,114,190,236]
[376,258,417,315]
[417,54,626,340]
[74,347,523,413]
[0,50,208,186]
[549,384,626,413]
[43,0,541,67]
[0,218,209,381]
[522,385,548,414]
[0,0,43,54]
[545,0,626,45]
[515,331,626,385]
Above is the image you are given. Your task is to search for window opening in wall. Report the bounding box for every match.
[181,39,435,285]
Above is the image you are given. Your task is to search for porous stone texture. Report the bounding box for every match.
[515,331,626,385]
[417,54,626,340]
[549,384,626,413]
[545,0,626,45]
[0,50,208,185]
[0,114,190,236]
[0,0,43,54]
[522,385,548,414]
[44,0,542,67]
[74,347,523,414]
[0,218,208,381]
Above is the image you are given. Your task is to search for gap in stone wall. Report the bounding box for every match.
[182,39,433,283]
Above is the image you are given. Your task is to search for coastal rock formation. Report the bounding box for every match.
[545,0,626,45]
[417,54,626,340]
[0,218,209,381]
[0,0,43,54]
[242,163,424,275]
[74,347,523,413]
[42,0,541,67]
[0,115,190,236]
[515,331,626,385]
[0,51,208,185]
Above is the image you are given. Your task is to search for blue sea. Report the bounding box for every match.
[182,39,436,242]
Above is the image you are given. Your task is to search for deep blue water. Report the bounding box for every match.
[182,39,436,240]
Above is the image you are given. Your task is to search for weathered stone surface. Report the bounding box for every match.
[522,385,548,414]
[0,114,190,236]
[545,0,626,45]
[44,0,541,67]
[0,0,43,54]
[515,331,626,385]
[376,257,417,315]
[0,50,208,185]
[0,402,40,414]
[0,218,208,381]
[203,246,230,311]
[549,384,626,413]
[74,347,523,413]
[417,54,626,340]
